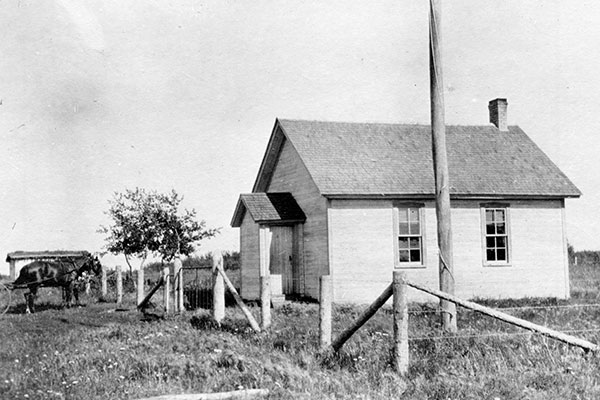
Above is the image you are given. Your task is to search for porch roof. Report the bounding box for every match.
[231,192,306,227]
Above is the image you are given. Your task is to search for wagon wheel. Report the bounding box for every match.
[0,283,11,315]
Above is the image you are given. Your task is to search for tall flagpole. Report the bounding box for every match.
[429,0,457,332]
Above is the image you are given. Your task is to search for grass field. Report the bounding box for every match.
[1,260,600,399]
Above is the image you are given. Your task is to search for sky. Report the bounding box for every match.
[1,0,600,272]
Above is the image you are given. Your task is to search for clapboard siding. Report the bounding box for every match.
[328,199,569,304]
[450,200,567,299]
[266,137,328,298]
[329,200,438,303]
[240,212,260,299]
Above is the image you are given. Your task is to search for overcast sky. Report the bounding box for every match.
[1,1,599,271]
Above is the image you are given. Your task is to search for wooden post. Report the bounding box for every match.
[319,275,332,349]
[9,260,16,281]
[212,251,225,324]
[163,266,170,314]
[332,283,393,351]
[116,264,123,305]
[429,0,457,333]
[393,271,409,375]
[174,258,184,312]
[260,275,271,330]
[216,264,261,333]
[407,279,600,352]
[101,266,108,297]
[137,265,145,306]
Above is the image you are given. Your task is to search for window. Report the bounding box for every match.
[484,207,509,263]
[396,206,423,265]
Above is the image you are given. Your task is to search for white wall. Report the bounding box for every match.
[328,199,569,304]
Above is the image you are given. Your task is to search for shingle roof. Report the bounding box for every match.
[231,192,306,227]
[271,119,581,198]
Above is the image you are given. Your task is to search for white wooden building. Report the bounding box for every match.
[231,99,581,303]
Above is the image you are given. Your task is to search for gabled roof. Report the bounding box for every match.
[231,192,306,227]
[252,119,581,199]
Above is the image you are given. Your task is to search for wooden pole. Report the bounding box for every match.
[116,264,123,305]
[332,283,393,351]
[407,279,600,352]
[216,264,261,333]
[101,266,108,297]
[212,251,225,324]
[174,258,184,312]
[429,0,457,333]
[137,264,145,306]
[393,271,409,374]
[319,275,332,349]
[260,275,271,330]
[163,266,170,314]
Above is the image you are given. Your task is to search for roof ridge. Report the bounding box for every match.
[278,118,520,129]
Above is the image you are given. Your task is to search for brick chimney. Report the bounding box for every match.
[488,98,508,131]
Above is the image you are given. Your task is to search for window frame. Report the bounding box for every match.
[393,202,426,269]
[480,203,512,267]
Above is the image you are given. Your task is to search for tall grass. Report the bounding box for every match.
[1,258,600,399]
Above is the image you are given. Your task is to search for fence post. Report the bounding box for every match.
[260,274,271,330]
[9,259,16,281]
[393,271,409,375]
[116,264,123,305]
[174,258,184,313]
[101,266,108,297]
[212,251,225,324]
[163,266,170,314]
[137,265,145,306]
[319,275,332,349]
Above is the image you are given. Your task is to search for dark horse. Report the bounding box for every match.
[12,253,103,313]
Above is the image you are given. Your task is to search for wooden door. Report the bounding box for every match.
[269,226,294,295]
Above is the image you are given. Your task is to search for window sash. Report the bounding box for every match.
[483,207,509,263]
[396,206,424,266]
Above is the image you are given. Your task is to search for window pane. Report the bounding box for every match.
[495,209,505,222]
[486,249,496,261]
[486,210,494,223]
[398,208,408,222]
[399,222,409,235]
[496,223,506,234]
[409,208,419,223]
[497,248,506,261]
[409,222,420,235]
[410,249,421,262]
[398,237,409,249]
[486,237,496,248]
[409,237,421,249]
[399,250,410,262]
[496,236,506,248]
[486,223,495,235]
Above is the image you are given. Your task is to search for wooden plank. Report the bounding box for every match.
[135,388,269,400]
[217,265,261,333]
[407,280,600,352]
[332,283,393,351]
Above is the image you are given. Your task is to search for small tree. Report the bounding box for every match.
[99,187,219,277]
